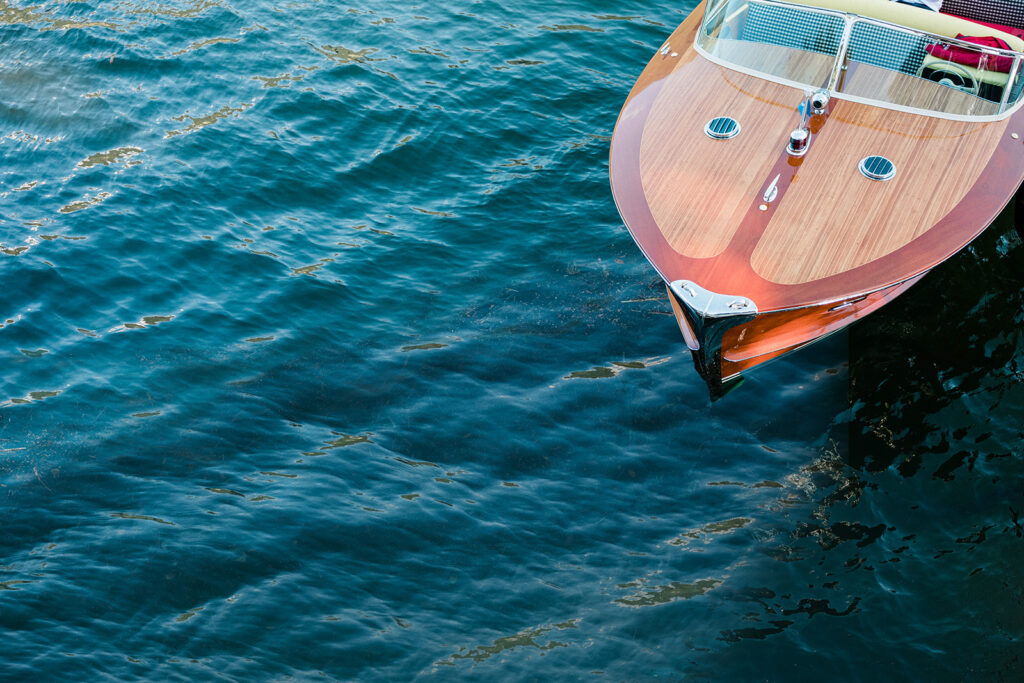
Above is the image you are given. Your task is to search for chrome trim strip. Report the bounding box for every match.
[669,280,758,318]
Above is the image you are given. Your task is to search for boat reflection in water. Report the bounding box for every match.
[610,0,1024,396]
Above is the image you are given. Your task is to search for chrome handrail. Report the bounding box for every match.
[827,14,855,92]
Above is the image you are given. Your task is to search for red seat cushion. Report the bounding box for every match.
[925,34,1014,72]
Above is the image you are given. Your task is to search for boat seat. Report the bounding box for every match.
[941,0,1024,31]
[925,3,1024,102]
[740,3,845,56]
[739,0,1023,101]
[794,0,1024,48]
[739,0,1024,56]
[923,4,1024,99]
[919,47,1013,101]
[740,0,1022,77]
[944,13,1024,41]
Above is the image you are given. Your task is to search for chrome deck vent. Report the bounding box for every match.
[859,155,896,181]
[704,116,740,140]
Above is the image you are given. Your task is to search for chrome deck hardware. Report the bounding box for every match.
[859,155,895,181]
[668,280,758,393]
[810,89,830,114]
[705,116,740,140]
[787,128,809,156]
[762,174,780,203]
[670,280,757,320]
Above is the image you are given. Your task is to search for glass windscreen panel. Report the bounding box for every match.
[697,0,1023,116]
[840,21,1009,116]
[698,0,843,89]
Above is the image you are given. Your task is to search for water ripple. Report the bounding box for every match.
[1,0,1022,680]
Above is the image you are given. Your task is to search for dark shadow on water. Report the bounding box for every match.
[847,196,1024,477]
[685,199,1024,682]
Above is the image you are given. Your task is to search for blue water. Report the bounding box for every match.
[2,1,1022,679]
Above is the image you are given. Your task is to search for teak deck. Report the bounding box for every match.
[611,1,1024,313]
[753,98,1007,284]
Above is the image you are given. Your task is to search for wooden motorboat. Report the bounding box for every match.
[610,0,1024,395]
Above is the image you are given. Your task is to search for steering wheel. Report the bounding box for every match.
[926,61,980,97]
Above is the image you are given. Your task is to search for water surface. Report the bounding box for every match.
[1,0,1022,679]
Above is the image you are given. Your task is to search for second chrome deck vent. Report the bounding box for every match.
[859,155,896,181]
[704,116,740,140]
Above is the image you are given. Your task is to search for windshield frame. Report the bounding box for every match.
[694,0,1024,121]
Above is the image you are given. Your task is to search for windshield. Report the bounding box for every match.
[697,0,1024,117]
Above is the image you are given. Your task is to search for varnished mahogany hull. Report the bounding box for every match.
[610,2,1024,393]
[668,273,923,391]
